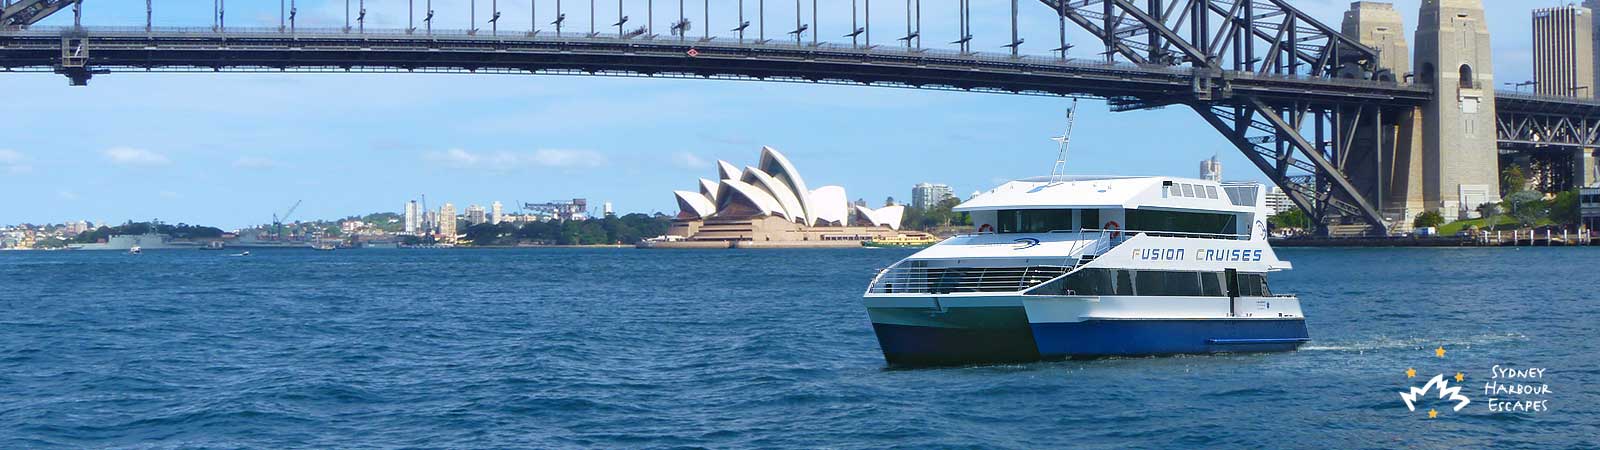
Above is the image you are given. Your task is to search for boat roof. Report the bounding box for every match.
[954,176,1258,214]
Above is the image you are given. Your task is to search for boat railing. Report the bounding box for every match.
[867,265,1073,294]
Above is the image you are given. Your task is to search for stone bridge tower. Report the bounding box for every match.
[1343,2,1425,228]
[1415,0,1500,221]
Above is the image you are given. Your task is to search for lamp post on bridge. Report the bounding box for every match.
[490,0,501,36]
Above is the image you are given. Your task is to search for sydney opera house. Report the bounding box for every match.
[646,146,909,248]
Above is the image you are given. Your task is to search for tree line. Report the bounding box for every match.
[417,213,673,246]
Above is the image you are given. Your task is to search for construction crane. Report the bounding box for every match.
[272,200,302,241]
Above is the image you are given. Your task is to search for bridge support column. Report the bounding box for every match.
[1416,0,1500,222]
[1578,149,1598,188]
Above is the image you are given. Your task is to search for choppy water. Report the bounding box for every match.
[1,247,1596,448]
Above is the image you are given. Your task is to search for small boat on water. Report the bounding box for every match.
[128,246,142,255]
[312,242,337,251]
[228,251,251,257]
[862,233,942,249]
[861,176,1305,365]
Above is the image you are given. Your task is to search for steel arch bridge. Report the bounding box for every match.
[4,0,1597,235]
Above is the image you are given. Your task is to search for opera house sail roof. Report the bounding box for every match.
[670,146,902,230]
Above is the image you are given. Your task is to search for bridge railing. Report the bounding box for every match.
[1,25,1424,92]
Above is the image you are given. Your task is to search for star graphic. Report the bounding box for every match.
[1435,346,1446,358]
[1455,372,1465,383]
[1428,409,1438,419]
[1406,367,1417,378]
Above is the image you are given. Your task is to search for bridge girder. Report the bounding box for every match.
[1,0,75,28]
[1042,0,1395,235]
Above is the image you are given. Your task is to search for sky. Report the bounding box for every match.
[0,0,1544,229]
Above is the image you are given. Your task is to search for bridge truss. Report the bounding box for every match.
[1041,0,1404,233]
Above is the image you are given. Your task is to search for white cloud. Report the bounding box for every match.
[103,147,170,166]
[58,190,79,200]
[0,149,30,174]
[233,156,284,169]
[424,148,607,170]
[671,152,709,170]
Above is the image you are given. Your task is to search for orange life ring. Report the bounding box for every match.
[1104,221,1122,239]
[978,224,995,233]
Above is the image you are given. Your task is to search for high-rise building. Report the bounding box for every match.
[603,201,614,217]
[439,203,457,242]
[1416,0,1500,221]
[1534,6,1596,98]
[404,200,420,234]
[1264,187,1294,215]
[490,201,504,225]
[911,183,954,210]
[465,204,487,226]
[1199,155,1222,182]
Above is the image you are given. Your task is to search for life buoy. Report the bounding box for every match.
[978,224,995,233]
[1104,221,1122,239]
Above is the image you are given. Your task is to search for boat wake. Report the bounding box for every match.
[1299,332,1527,353]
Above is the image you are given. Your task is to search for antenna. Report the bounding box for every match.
[1048,99,1079,185]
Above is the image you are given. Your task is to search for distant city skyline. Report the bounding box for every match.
[0,1,1542,229]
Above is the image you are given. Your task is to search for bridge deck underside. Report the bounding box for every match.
[0,29,1428,108]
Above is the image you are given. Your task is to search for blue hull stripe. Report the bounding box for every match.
[1207,337,1312,345]
[1031,319,1309,357]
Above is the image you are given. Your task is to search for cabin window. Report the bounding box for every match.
[1205,186,1219,199]
[1125,209,1239,235]
[996,209,1075,233]
[1236,273,1272,297]
[1083,209,1102,230]
[1182,184,1197,197]
[1031,269,1240,297]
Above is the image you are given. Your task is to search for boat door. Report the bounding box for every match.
[1225,268,1240,317]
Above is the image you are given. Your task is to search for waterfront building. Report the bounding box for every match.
[1534,5,1595,98]
[657,146,910,248]
[525,199,589,221]
[1583,187,1600,231]
[439,203,457,242]
[466,205,487,226]
[912,183,954,210]
[1199,155,1223,182]
[404,200,421,234]
[491,201,504,225]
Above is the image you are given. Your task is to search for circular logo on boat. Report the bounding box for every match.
[1013,238,1040,250]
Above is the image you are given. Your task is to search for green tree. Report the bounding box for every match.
[1413,210,1446,229]
[1477,202,1502,231]
[1502,191,1547,227]
[1501,165,1528,196]
[1269,209,1311,230]
[1548,189,1580,226]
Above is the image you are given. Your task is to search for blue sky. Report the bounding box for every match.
[0,0,1538,229]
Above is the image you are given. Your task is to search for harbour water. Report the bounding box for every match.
[1,248,1596,448]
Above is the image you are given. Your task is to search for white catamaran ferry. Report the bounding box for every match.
[862,176,1306,365]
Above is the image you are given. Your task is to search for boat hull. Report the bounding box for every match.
[864,295,1308,365]
[1030,318,1308,358]
[864,299,1038,365]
